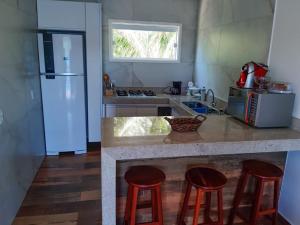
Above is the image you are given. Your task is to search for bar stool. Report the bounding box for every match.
[228,160,284,225]
[178,167,227,225]
[124,166,166,225]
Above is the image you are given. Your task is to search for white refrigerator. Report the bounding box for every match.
[38,31,87,155]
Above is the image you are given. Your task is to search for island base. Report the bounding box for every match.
[115,152,286,225]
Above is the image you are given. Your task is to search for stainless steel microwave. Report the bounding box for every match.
[227,87,295,128]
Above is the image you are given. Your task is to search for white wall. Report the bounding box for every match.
[101,0,199,88]
[194,0,275,101]
[0,1,45,224]
[37,0,102,142]
[268,1,300,224]
[279,152,300,224]
[268,0,300,118]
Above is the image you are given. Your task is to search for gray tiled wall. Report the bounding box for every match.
[0,1,45,224]
[102,0,199,88]
[194,0,275,101]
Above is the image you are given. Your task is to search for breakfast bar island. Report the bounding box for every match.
[101,115,300,225]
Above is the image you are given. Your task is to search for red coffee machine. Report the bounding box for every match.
[236,62,268,88]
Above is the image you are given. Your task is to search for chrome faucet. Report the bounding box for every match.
[206,89,216,107]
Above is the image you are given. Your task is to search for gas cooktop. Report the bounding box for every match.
[116,89,156,97]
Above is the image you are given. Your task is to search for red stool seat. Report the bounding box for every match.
[125,166,166,188]
[186,167,227,190]
[178,167,227,225]
[124,166,165,225]
[228,160,284,225]
[243,159,283,179]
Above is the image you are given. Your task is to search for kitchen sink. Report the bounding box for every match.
[182,101,206,108]
[182,101,220,114]
[182,101,208,113]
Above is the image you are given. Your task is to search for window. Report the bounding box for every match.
[109,20,182,63]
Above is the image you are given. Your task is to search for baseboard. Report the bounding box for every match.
[279,213,291,225]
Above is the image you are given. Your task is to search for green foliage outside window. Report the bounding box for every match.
[112,29,178,60]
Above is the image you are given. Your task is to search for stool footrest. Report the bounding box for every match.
[136,200,152,209]
[124,222,160,225]
[182,222,222,225]
[199,222,222,225]
[259,208,276,216]
[139,222,160,225]
[187,204,209,210]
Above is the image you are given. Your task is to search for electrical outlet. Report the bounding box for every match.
[0,109,4,126]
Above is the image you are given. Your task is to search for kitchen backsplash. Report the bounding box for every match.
[101,0,199,87]
[194,0,275,101]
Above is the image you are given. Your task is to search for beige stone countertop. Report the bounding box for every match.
[101,115,300,225]
[101,115,300,160]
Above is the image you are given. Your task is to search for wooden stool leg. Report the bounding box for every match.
[124,185,133,225]
[192,189,203,225]
[217,190,224,225]
[204,192,211,223]
[129,186,139,225]
[250,179,264,225]
[272,180,280,225]
[178,183,192,225]
[152,188,158,222]
[156,186,164,225]
[228,171,249,225]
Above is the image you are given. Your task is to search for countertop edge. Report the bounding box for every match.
[102,138,300,161]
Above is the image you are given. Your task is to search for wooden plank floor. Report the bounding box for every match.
[13,150,101,225]
[13,150,289,225]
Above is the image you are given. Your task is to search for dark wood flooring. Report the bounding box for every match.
[12,150,290,225]
[13,150,101,225]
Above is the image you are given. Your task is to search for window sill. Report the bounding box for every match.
[108,58,181,64]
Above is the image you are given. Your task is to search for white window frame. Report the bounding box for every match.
[108,19,182,63]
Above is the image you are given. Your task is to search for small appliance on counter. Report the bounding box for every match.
[268,82,293,94]
[187,81,201,96]
[171,81,182,95]
[227,86,295,128]
[163,81,183,95]
[236,62,269,89]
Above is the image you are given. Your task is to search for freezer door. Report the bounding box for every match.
[52,33,84,75]
[41,75,87,154]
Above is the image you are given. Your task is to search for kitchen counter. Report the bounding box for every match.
[101,115,300,225]
[103,94,227,116]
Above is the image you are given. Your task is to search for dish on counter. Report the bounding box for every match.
[269,82,292,94]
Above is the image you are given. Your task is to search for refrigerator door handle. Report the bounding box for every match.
[41,73,85,76]
[46,75,55,79]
